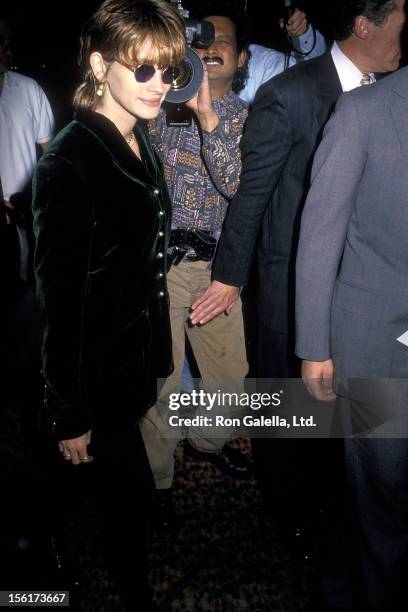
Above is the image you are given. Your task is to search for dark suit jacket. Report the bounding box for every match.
[213,52,342,334]
[32,110,173,439]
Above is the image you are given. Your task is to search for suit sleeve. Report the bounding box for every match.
[32,155,93,440]
[295,93,367,361]
[213,84,293,286]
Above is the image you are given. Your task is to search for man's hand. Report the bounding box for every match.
[58,430,94,466]
[280,8,309,37]
[301,359,336,402]
[189,281,239,325]
[185,63,219,132]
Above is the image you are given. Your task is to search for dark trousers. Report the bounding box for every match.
[343,436,408,611]
[253,322,343,527]
[254,323,350,610]
[4,279,42,438]
[256,320,300,379]
[36,419,155,611]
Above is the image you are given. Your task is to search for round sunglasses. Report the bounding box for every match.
[115,58,180,85]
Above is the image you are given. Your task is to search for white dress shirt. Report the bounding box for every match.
[331,41,375,92]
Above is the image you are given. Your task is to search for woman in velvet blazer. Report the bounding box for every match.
[31,0,185,607]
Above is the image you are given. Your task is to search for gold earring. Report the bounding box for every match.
[96,81,105,96]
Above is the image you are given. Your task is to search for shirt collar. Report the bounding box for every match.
[331,42,375,92]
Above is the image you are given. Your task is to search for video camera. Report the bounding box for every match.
[166,0,215,104]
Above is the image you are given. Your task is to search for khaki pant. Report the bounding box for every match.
[140,260,248,489]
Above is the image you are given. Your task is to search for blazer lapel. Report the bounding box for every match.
[74,109,158,187]
[136,121,161,185]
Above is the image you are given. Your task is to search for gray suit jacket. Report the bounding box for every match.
[296,65,408,380]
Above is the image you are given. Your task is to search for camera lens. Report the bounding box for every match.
[165,47,204,104]
[171,61,193,91]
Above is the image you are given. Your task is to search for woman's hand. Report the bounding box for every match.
[58,430,93,466]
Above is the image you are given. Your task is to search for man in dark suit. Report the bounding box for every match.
[189,0,406,555]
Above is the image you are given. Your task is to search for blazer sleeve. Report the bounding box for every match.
[295,93,367,361]
[32,155,94,440]
[212,83,294,286]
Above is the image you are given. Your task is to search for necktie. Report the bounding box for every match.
[360,73,372,86]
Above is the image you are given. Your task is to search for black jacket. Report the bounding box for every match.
[32,109,173,439]
[213,52,342,334]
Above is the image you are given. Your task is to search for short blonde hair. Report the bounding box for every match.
[74,0,186,109]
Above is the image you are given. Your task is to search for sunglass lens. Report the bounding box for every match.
[134,64,156,82]
[162,66,180,84]
[134,65,180,84]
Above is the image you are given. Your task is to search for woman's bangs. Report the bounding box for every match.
[121,26,185,68]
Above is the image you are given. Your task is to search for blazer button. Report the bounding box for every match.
[159,211,164,217]
[157,272,164,279]
[157,252,164,259]
[153,188,160,195]
[158,231,164,237]
[158,291,165,298]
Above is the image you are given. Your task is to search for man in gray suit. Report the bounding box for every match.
[296,61,408,612]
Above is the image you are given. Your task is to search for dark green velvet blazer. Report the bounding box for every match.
[32,109,173,440]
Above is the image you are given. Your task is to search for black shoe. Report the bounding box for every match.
[184,441,253,480]
[151,489,177,535]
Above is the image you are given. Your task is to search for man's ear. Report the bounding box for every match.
[354,15,371,40]
[89,51,109,82]
[237,49,247,69]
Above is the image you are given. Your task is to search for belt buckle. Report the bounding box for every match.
[170,246,187,265]
[184,253,201,262]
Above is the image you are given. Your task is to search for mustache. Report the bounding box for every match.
[202,55,224,65]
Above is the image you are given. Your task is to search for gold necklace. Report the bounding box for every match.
[126,131,136,147]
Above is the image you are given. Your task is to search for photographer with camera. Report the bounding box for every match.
[240,1,327,104]
[141,0,252,526]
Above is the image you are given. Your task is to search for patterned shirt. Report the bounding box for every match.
[149,90,248,233]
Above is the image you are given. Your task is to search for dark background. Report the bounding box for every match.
[1,0,330,128]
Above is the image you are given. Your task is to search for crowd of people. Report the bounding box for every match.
[1,0,408,610]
